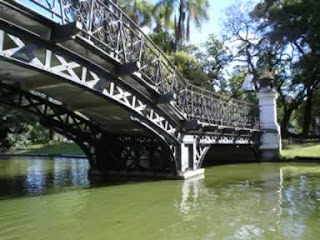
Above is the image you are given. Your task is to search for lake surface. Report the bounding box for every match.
[0,158,319,240]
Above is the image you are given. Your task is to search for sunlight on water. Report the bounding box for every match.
[0,158,319,240]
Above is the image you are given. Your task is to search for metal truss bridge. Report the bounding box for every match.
[0,0,260,178]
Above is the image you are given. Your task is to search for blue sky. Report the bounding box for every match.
[148,0,259,46]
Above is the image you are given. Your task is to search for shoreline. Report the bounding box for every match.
[1,153,320,163]
[0,153,86,159]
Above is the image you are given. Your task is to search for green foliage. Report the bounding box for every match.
[199,34,236,94]
[0,105,51,151]
[152,5,174,33]
[170,50,209,88]
[155,0,210,49]
[253,0,320,136]
[118,0,154,27]
[150,32,175,54]
[29,122,52,144]
[254,0,320,50]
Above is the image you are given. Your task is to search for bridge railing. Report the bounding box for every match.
[181,84,259,129]
[16,0,259,130]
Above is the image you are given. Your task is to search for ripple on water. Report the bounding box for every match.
[0,160,319,240]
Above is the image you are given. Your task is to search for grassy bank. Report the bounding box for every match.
[5,142,84,156]
[281,140,320,159]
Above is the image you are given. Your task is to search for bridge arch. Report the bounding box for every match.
[0,30,179,143]
[0,82,176,173]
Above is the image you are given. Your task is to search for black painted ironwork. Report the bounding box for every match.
[0,82,175,172]
[0,82,102,166]
[16,0,259,130]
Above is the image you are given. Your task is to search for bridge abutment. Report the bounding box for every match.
[257,78,281,161]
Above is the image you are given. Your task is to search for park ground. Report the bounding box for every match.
[281,140,320,160]
[3,140,320,160]
[4,142,83,156]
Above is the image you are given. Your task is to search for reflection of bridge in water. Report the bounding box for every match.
[0,0,260,178]
[0,158,319,239]
[176,164,320,239]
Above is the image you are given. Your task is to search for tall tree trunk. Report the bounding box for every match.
[302,87,313,137]
[281,107,293,138]
[174,0,185,51]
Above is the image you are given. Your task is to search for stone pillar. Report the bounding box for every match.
[257,78,281,161]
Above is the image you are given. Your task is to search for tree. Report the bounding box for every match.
[199,34,235,95]
[170,50,209,88]
[118,0,154,28]
[0,106,33,150]
[155,0,210,50]
[0,103,52,151]
[150,32,175,54]
[152,5,174,33]
[222,2,312,137]
[253,0,320,137]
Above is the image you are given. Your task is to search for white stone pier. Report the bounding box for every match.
[257,79,281,160]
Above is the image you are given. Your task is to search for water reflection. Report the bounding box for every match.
[0,159,319,240]
[278,166,320,239]
[178,176,204,215]
[174,163,320,240]
[0,158,90,199]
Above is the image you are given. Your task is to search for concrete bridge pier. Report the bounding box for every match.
[175,135,210,179]
[257,77,281,161]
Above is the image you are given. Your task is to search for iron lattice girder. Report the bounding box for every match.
[117,136,175,171]
[0,0,259,130]
[0,24,211,172]
[0,82,102,163]
[0,29,179,144]
[0,82,177,172]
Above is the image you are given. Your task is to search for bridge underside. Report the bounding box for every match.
[0,52,148,136]
[0,1,260,179]
[0,83,178,176]
[0,60,258,179]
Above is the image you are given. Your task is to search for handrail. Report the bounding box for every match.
[105,0,188,84]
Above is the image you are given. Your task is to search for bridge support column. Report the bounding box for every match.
[175,135,207,179]
[257,77,281,161]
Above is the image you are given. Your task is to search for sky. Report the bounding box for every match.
[21,0,258,46]
[148,0,260,46]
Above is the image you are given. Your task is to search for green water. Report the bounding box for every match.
[0,158,319,240]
